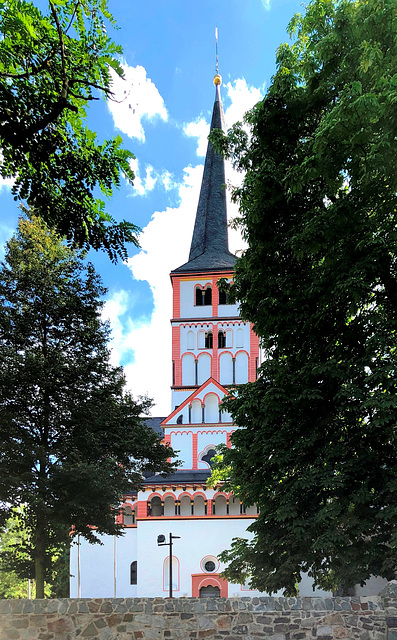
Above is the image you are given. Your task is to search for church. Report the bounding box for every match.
[69,72,383,600]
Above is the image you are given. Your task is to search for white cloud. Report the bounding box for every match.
[103,165,205,414]
[128,158,177,197]
[183,117,210,157]
[224,78,264,128]
[107,62,168,142]
[183,78,264,162]
[0,176,14,192]
[104,77,264,415]
[261,0,271,9]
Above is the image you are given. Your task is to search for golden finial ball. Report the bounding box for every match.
[213,73,222,86]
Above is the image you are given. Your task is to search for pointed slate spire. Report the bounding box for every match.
[172,78,236,274]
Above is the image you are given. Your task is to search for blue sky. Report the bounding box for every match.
[0,0,303,415]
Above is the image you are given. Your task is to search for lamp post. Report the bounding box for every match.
[157,533,181,598]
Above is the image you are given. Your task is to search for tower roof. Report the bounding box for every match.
[171,81,236,274]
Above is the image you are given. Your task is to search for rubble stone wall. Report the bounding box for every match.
[2,585,397,640]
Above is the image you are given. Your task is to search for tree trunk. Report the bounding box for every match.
[34,519,46,598]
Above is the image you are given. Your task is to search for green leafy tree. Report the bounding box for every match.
[210,0,397,595]
[0,508,69,598]
[0,0,138,262]
[0,509,35,599]
[0,216,175,598]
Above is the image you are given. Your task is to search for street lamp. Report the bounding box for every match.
[157,533,181,598]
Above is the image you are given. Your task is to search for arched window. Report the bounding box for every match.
[219,286,228,305]
[193,495,205,516]
[191,399,201,423]
[150,496,162,516]
[164,496,175,517]
[196,287,203,306]
[180,495,191,516]
[197,353,211,385]
[198,330,205,349]
[205,331,213,349]
[164,556,180,591]
[182,353,195,385]
[123,505,134,525]
[235,352,248,384]
[245,503,258,516]
[218,330,226,349]
[219,352,233,385]
[187,330,195,350]
[130,561,137,585]
[236,328,244,348]
[204,287,212,305]
[214,495,227,515]
[204,393,218,423]
[200,447,216,467]
[229,495,240,516]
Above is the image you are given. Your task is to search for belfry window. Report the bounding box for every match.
[218,330,226,349]
[196,286,212,306]
[196,287,203,306]
[205,331,213,349]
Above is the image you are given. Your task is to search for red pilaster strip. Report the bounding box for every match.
[192,432,198,469]
[248,324,260,382]
[136,500,147,519]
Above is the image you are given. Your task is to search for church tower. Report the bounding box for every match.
[158,73,260,473]
[169,75,259,414]
[70,71,262,600]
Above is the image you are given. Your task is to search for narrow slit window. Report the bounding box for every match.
[204,287,212,305]
[130,561,137,585]
[218,330,226,349]
[205,331,213,349]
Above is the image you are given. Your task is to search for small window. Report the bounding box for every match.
[200,585,220,597]
[130,561,137,585]
[124,505,134,525]
[204,287,212,306]
[176,415,183,424]
[187,331,195,350]
[219,289,228,305]
[205,560,216,572]
[201,448,216,467]
[218,330,226,349]
[205,331,213,349]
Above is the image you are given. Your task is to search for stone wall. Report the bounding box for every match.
[1,582,397,640]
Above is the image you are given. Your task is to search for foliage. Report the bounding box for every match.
[0,216,176,597]
[0,509,35,598]
[0,0,139,262]
[210,0,397,595]
[0,508,69,598]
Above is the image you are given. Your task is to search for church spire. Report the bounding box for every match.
[172,64,236,274]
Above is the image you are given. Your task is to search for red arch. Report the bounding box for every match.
[147,492,163,501]
[162,492,177,500]
[192,491,207,500]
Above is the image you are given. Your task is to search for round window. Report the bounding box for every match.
[201,555,219,573]
[204,560,216,572]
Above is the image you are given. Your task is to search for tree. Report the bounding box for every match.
[210,0,397,595]
[0,509,36,599]
[0,216,175,597]
[0,0,138,262]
